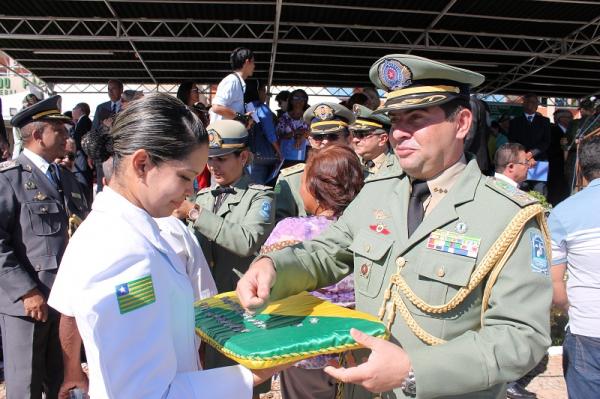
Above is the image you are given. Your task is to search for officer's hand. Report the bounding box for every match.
[173,200,195,220]
[236,258,276,313]
[58,372,89,399]
[22,288,48,322]
[324,328,411,393]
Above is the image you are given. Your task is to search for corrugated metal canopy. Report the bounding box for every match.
[1,0,599,98]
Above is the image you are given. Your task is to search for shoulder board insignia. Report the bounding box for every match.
[280,163,305,177]
[249,184,271,191]
[0,160,19,172]
[485,177,538,207]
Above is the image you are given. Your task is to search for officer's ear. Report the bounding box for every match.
[130,149,151,178]
[454,108,473,141]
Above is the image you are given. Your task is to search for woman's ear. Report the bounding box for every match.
[130,149,150,178]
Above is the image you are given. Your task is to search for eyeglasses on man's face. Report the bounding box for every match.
[310,133,342,142]
[351,130,376,140]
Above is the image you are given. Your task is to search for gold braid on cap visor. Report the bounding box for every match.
[32,109,63,120]
[310,120,348,134]
[351,120,384,130]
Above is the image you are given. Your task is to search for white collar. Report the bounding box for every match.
[93,186,171,255]
[524,113,536,119]
[494,172,518,187]
[22,148,51,174]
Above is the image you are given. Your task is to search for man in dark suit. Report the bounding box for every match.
[91,79,123,131]
[71,103,92,152]
[508,93,551,194]
[0,96,89,399]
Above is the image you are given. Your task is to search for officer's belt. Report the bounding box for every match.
[378,203,551,346]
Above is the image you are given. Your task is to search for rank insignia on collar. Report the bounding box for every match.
[370,223,390,235]
[34,192,48,201]
[373,209,389,220]
[314,104,334,121]
[25,181,37,190]
[378,59,413,91]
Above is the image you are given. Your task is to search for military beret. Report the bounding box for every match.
[303,102,356,134]
[349,104,390,133]
[10,95,71,129]
[369,54,485,113]
[207,120,249,157]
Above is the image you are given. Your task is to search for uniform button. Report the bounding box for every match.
[360,263,370,277]
[364,244,371,253]
[395,257,406,268]
[40,206,48,213]
[436,266,445,278]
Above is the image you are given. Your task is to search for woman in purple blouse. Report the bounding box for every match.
[261,145,364,399]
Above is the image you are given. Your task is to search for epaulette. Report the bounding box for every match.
[485,177,539,207]
[280,163,305,177]
[0,159,19,172]
[248,184,271,191]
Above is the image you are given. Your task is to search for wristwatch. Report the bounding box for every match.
[187,204,201,222]
[401,367,416,396]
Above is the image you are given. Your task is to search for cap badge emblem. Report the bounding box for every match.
[352,104,362,116]
[314,104,334,121]
[379,59,413,91]
[207,129,222,149]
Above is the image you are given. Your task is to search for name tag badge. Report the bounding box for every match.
[426,229,481,259]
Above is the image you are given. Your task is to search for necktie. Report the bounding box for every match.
[47,163,65,200]
[111,102,117,115]
[364,159,375,169]
[407,180,430,237]
[212,186,235,212]
[527,115,534,123]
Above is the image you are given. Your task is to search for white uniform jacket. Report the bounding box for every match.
[48,187,252,398]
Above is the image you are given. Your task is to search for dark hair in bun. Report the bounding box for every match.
[81,129,113,162]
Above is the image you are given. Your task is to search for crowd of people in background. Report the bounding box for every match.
[0,46,599,399]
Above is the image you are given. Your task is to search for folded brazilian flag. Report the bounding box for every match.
[194,291,388,369]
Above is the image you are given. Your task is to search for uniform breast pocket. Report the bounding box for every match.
[417,250,476,306]
[349,229,394,298]
[25,201,63,236]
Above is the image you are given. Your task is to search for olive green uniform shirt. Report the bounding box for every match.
[266,159,552,399]
[274,163,306,221]
[190,174,275,293]
[364,151,402,183]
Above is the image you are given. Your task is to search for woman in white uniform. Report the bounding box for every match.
[48,93,275,398]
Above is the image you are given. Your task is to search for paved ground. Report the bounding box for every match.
[0,355,567,398]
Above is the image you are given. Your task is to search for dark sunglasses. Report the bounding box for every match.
[311,133,342,142]
[291,96,307,101]
[351,130,375,139]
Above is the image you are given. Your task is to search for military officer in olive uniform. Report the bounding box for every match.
[238,55,552,399]
[175,120,275,395]
[350,104,401,182]
[0,96,89,399]
[274,102,355,221]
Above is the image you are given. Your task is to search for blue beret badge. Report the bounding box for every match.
[378,59,413,91]
[260,200,272,220]
[530,232,549,275]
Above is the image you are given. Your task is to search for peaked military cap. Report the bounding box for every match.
[303,102,356,134]
[10,95,71,129]
[349,104,390,134]
[369,54,485,113]
[207,120,249,157]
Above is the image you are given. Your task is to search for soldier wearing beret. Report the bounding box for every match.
[238,55,552,399]
[274,102,355,221]
[0,95,89,398]
[175,120,275,394]
[350,104,401,182]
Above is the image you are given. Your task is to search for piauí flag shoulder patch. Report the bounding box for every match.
[115,275,156,314]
